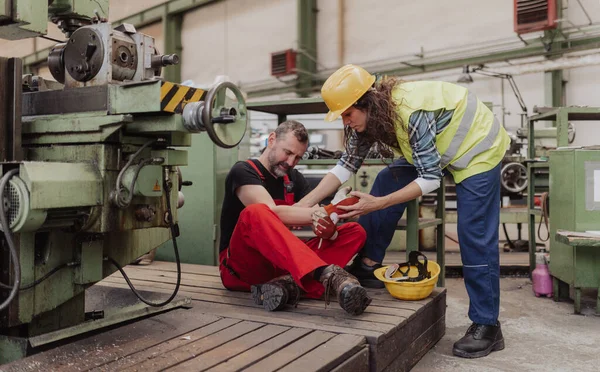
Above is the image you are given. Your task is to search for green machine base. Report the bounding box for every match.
[0,286,191,364]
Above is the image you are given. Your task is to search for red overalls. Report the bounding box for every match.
[218,160,367,299]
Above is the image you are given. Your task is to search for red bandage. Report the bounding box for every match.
[324,196,360,218]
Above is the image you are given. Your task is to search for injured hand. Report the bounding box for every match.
[324,186,360,223]
[311,210,338,240]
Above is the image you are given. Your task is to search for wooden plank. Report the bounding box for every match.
[372,289,446,372]
[119,321,265,372]
[116,267,223,283]
[169,325,290,371]
[556,230,600,247]
[330,345,369,372]
[185,300,383,340]
[97,281,399,333]
[382,315,446,372]
[243,331,336,372]
[126,261,221,277]
[98,276,422,317]
[99,277,416,319]
[278,333,366,372]
[92,318,242,371]
[206,328,313,372]
[108,262,433,314]
[101,269,423,316]
[0,310,221,372]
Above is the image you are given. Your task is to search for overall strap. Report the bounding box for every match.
[246,159,265,181]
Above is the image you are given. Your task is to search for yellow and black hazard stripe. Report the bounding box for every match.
[160,81,206,114]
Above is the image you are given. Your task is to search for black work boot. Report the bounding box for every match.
[319,265,372,315]
[452,322,505,358]
[251,274,302,311]
[345,258,385,289]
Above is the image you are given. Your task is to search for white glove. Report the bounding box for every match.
[331,186,352,205]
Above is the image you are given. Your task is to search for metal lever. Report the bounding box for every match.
[212,115,236,124]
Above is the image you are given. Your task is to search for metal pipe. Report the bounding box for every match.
[338,0,344,66]
[575,0,593,25]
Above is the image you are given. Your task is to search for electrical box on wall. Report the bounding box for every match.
[514,0,557,34]
[271,49,297,77]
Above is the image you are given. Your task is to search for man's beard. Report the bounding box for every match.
[268,152,290,177]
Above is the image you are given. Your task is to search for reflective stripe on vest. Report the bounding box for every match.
[449,117,501,170]
[439,91,501,170]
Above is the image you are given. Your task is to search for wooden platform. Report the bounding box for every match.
[1,262,446,372]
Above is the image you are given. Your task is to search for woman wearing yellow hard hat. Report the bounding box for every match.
[298,64,509,358]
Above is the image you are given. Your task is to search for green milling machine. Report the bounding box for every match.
[0,0,248,363]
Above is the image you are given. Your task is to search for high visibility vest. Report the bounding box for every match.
[393,81,510,183]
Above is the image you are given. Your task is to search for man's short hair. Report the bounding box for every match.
[274,120,308,144]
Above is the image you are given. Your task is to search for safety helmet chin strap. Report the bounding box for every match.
[384,251,432,282]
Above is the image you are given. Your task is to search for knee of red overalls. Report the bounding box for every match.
[338,222,367,242]
[336,222,367,253]
[218,249,252,292]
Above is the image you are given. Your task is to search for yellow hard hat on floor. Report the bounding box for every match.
[321,64,375,122]
[373,251,441,301]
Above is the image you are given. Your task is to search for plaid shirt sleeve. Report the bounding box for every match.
[336,130,371,173]
[408,110,453,181]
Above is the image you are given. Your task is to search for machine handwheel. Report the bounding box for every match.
[201,81,247,149]
[501,162,528,194]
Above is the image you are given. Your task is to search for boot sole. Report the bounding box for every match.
[340,285,372,315]
[452,338,505,359]
[251,283,288,311]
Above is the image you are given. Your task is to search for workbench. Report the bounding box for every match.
[1,261,446,372]
[554,230,600,314]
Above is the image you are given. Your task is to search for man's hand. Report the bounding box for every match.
[324,186,360,223]
[337,191,387,219]
[311,210,338,240]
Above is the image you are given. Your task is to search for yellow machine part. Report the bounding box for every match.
[160,81,205,114]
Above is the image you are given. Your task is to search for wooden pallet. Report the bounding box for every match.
[1,262,446,372]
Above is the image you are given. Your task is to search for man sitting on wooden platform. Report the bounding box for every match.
[218,120,372,315]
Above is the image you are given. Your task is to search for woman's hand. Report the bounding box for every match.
[337,191,387,219]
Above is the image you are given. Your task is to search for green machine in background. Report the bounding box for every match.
[155,134,247,266]
[549,146,600,313]
[0,0,247,363]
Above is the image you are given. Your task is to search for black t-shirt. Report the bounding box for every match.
[219,159,312,252]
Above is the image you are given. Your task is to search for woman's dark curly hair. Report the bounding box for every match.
[343,76,404,159]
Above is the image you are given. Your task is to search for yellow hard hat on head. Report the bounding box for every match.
[321,64,376,122]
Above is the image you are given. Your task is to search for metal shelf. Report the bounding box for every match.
[299,159,392,166]
[526,162,549,169]
[529,107,600,122]
[529,209,542,216]
[396,218,443,231]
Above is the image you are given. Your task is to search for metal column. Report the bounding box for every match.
[163,11,183,83]
[297,0,317,97]
[0,57,23,161]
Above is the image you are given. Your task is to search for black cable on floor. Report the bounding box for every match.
[106,172,181,307]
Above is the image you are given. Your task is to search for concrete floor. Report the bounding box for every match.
[413,278,600,372]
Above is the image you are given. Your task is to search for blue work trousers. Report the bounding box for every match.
[358,159,501,325]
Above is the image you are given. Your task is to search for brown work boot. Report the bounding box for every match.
[251,274,302,311]
[319,265,372,315]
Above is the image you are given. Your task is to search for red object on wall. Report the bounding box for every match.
[270,49,297,77]
[514,0,557,34]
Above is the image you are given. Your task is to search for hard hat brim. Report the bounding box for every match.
[322,74,375,123]
[324,109,344,122]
